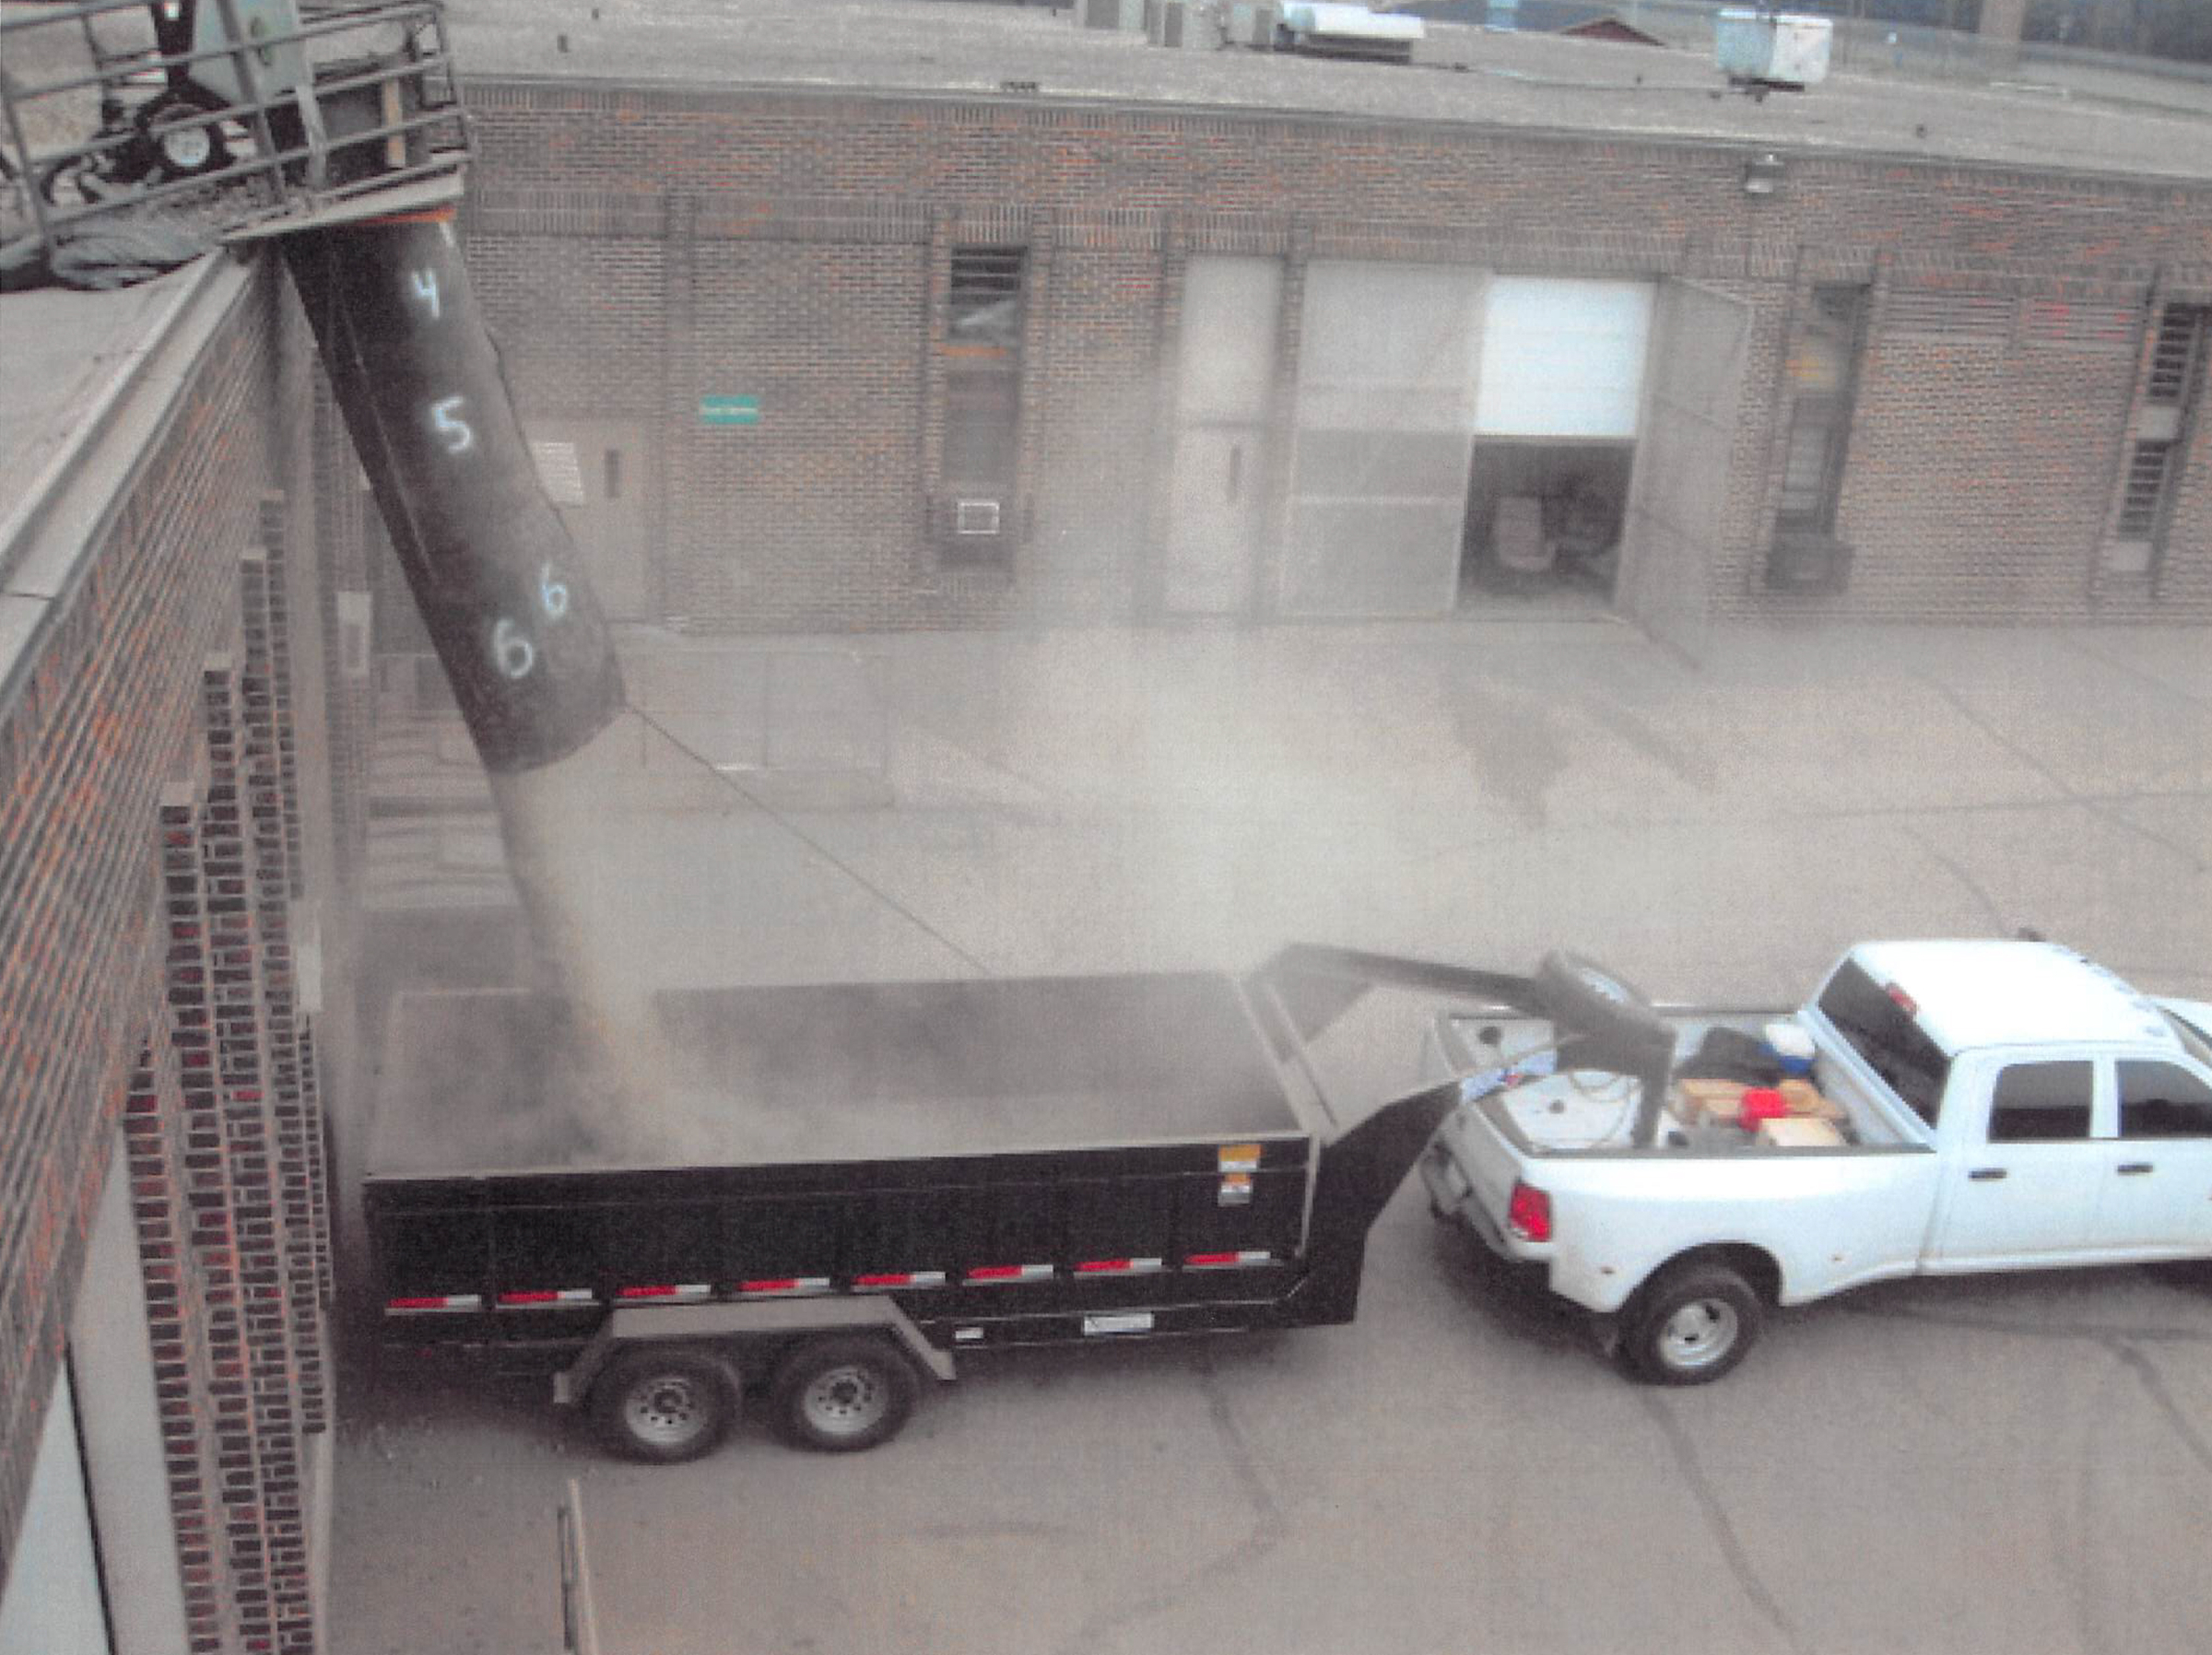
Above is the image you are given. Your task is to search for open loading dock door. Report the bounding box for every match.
[1276,267,1658,617]
[1615,281,1752,657]
[1459,277,1653,605]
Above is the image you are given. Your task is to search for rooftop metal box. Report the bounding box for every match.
[1715,9,1832,89]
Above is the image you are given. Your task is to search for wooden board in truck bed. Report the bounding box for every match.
[368,971,1309,1179]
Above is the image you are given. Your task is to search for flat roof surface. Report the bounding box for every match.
[1854,940,2179,1054]
[444,0,2212,184]
[369,973,1303,1177]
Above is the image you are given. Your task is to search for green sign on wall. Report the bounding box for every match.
[699,394,761,427]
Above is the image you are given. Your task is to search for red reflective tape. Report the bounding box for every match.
[737,1276,830,1296]
[1186,1250,1272,1268]
[966,1263,1053,1284]
[1077,1257,1163,1274]
[853,1271,947,1289]
[385,1294,481,1312]
[617,1284,710,1300]
[498,1288,594,1307]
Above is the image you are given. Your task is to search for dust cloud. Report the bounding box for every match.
[486,720,752,1166]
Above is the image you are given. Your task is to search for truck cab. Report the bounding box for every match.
[1822,941,2212,1272]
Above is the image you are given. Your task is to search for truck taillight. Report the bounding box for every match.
[1506,1181,1552,1244]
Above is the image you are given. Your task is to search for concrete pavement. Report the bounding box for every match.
[365,616,2212,1003]
[334,611,2212,1655]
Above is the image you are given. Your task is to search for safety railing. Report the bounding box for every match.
[1,1,472,264]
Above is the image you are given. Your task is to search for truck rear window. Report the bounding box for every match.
[1816,960,1951,1127]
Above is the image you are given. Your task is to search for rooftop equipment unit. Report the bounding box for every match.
[1278,4,1424,62]
[1081,0,1147,30]
[1715,8,1831,95]
[1228,3,1280,47]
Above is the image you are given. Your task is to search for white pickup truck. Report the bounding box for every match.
[1418,940,2212,1384]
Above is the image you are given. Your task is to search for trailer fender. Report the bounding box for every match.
[554,1296,955,1407]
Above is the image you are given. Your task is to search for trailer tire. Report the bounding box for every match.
[770,1336,917,1453]
[592,1348,736,1464]
[1535,951,1671,1050]
[1623,1262,1762,1385]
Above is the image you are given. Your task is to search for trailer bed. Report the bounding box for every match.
[368,971,1308,1179]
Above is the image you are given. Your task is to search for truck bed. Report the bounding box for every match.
[1430,1009,1924,1155]
[369,971,1308,1179]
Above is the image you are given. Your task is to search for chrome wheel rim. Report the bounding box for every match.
[623,1374,709,1448]
[1657,1298,1739,1372]
[801,1364,888,1438]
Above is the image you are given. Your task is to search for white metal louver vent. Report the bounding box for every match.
[2020,299,2135,352]
[954,499,1003,535]
[1882,291,2013,342]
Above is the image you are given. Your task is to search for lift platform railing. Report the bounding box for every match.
[1,0,472,259]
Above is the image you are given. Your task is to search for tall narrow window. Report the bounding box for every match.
[1775,286,1868,537]
[2114,304,2207,562]
[941,246,1025,568]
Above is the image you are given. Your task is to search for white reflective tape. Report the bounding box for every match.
[954,1327,985,1343]
[1084,1311,1156,1336]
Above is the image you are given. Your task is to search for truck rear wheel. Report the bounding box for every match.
[770,1336,917,1452]
[1624,1263,1762,1385]
[593,1348,736,1463]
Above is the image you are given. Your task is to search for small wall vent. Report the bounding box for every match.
[954,499,1004,536]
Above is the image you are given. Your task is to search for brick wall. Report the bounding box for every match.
[0,257,346,1650]
[456,78,2212,629]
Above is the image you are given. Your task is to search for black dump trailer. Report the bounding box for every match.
[363,949,1600,1462]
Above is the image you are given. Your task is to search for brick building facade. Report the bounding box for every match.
[453,76,2212,640]
[1,256,366,1653]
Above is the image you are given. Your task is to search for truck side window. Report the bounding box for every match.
[1987,1061,2094,1144]
[2117,1062,2212,1139]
